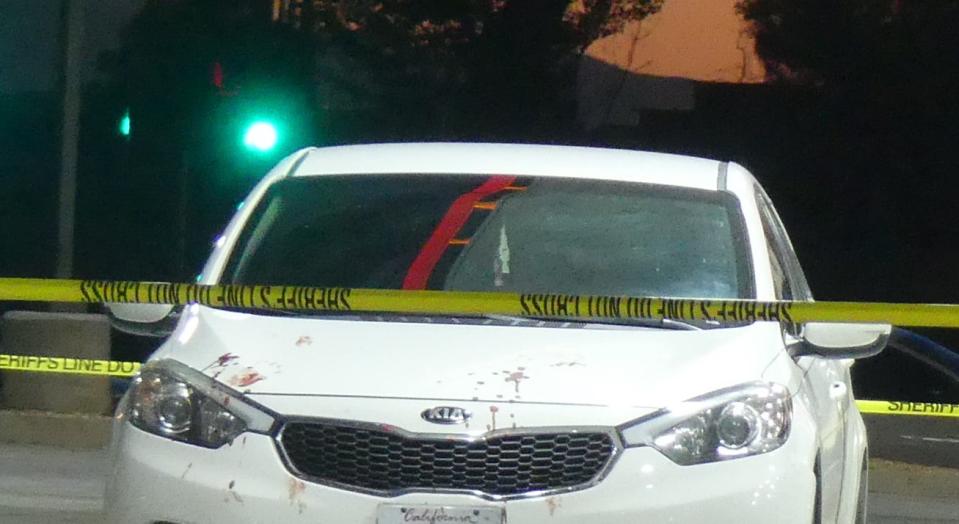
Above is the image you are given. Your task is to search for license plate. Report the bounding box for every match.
[377,504,505,524]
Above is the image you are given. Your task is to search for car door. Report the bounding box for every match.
[754,186,848,521]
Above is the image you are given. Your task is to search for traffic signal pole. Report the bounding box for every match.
[177,151,190,277]
[56,0,83,280]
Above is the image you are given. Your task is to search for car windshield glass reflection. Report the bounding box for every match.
[224,174,753,301]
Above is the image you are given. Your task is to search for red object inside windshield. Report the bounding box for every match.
[402,176,516,289]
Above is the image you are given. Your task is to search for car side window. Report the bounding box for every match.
[754,186,813,301]
[759,215,791,300]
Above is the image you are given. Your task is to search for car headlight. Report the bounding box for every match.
[126,359,276,448]
[619,382,791,465]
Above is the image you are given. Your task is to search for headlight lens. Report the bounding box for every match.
[127,360,275,448]
[620,382,791,465]
[716,402,761,449]
[154,382,193,434]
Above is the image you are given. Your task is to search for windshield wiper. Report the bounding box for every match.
[483,314,702,330]
[213,306,355,318]
[215,307,703,330]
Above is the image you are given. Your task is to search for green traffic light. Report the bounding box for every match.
[243,121,278,152]
[118,109,131,137]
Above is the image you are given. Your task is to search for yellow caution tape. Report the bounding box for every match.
[1,351,955,418]
[856,400,959,418]
[0,353,140,377]
[4,277,959,327]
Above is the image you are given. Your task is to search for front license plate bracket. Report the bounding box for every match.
[377,504,505,524]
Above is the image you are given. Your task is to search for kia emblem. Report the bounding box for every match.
[421,406,472,425]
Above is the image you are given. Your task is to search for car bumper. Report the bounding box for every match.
[106,420,816,524]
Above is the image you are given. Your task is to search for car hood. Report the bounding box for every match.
[154,306,786,408]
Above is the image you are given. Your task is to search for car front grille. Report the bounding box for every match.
[278,421,616,497]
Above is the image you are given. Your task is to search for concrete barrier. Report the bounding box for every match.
[0,410,111,448]
[0,311,111,415]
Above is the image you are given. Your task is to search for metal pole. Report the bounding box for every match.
[56,0,84,279]
[177,152,189,277]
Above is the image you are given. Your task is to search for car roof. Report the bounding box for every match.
[288,143,724,191]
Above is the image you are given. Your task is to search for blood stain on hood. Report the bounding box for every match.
[204,353,240,378]
[288,478,306,514]
[228,368,266,388]
[505,368,530,393]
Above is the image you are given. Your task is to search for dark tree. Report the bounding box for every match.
[296,0,663,139]
[735,0,959,307]
[91,0,664,278]
[738,0,959,112]
[87,0,318,280]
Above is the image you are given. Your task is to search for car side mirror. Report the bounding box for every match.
[107,303,178,338]
[795,322,891,359]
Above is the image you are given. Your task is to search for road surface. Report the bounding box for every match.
[865,414,959,468]
[0,444,956,523]
[0,445,106,524]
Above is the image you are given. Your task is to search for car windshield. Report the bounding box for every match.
[223,174,753,305]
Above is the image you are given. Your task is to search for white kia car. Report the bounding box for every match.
[106,143,889,524]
